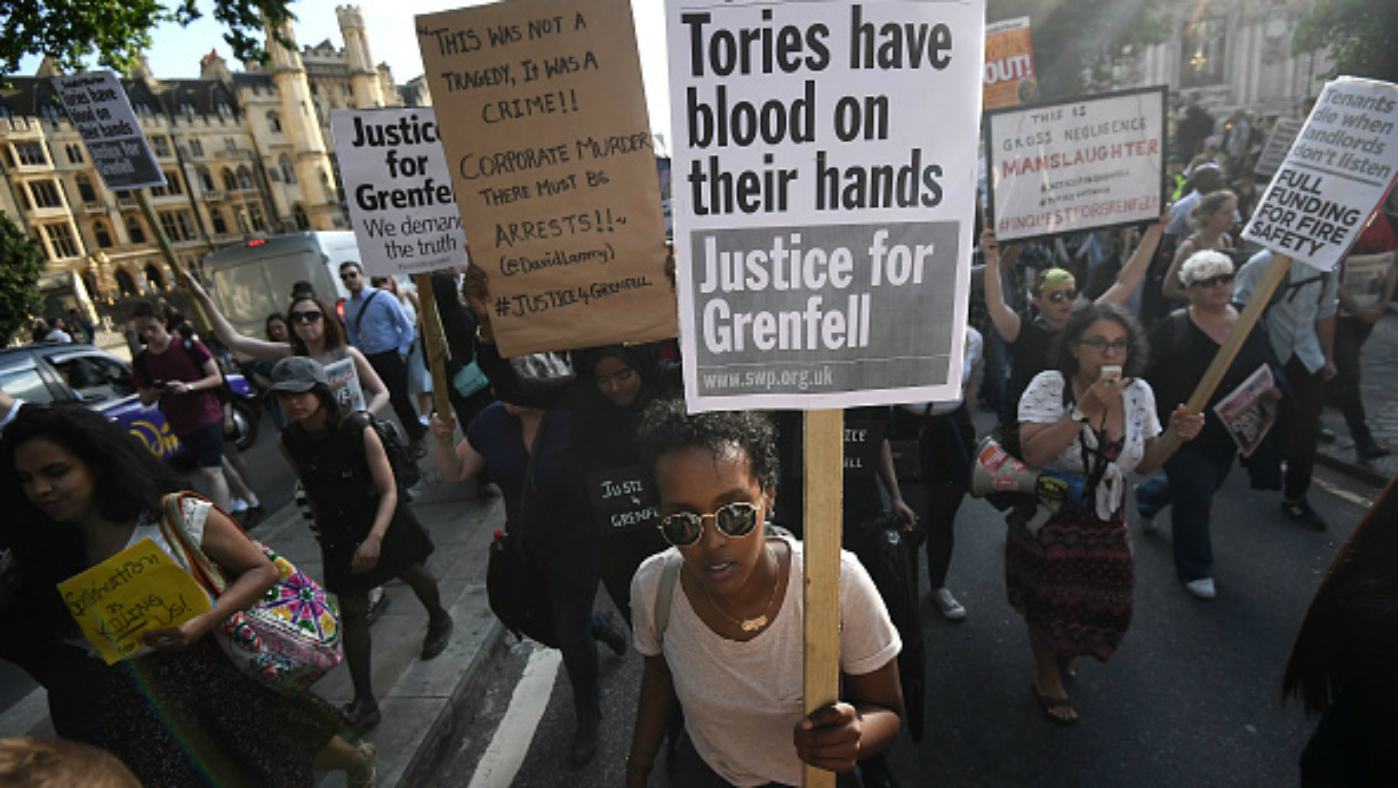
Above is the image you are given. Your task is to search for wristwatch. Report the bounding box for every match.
[1070,406,1090,424]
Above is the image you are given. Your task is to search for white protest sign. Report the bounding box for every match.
[51,71,165,190]
[1253,117,1302,178]
[985,86,1165,241]
[669,0,985,412]
[330,108,469,276]
[1243,77,1398,271]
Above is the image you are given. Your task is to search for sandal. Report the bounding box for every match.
[1057,655,1080,678]
[1032,684,1078,726]
[348,741,377,788]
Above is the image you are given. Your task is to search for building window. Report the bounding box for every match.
[247,203,266,231]
[151,136,171,157]
[279,155,297,184]
[94,220,114,248]
[189,138,204,157]
[222,168,238,191]
[65,143,84,164]
[267,111,282,133]
[236,166,254,190]
[210,208,228,235]
[216,101,232,121]
[293,204,310,230]
[133,102,155,119]
[224,137,237,151]
[39,103,63,125]
[144,264,166,290]
[126,217,147,244]
[268,168,280,183]
[43,223,80,258]
[180,102,196,121]
[1180,15,1227,89]
[149,170,183,197]
[158,210,197,242]
[197,166,215,192]
[115,268,139,296]
[29,180,63,209]
[14,142,47,166]
[76,174,97,202]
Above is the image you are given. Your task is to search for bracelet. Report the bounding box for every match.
[624,755,652,776]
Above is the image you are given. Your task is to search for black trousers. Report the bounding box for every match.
[1283,356,1325,501]
[1331,316,1377,447]
[366,349,426,441]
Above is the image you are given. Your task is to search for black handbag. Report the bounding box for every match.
[485,420,559,648]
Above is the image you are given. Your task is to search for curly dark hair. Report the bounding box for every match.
[636,399,779,492]
[0,405,185,628]
[285,296,345,355]
[1050,302,1150,379]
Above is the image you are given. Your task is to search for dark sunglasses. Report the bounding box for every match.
[340,271,360,281]
[1045,289,1078,304]
[371,278,389,287]
[1190,274,1235,288]
[658,502,760,548]
[290,310,324,324]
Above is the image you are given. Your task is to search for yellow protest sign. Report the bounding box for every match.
[58,537,211,665]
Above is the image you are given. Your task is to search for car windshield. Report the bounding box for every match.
[0,367,56,405]
[50,355,135,402]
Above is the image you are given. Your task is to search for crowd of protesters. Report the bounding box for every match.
[0,87,1395,787]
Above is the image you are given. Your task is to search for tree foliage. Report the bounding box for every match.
[988,0,1178,100]
[1292,0,1398,84]
[0,1,296,79]
[0,213,47,345]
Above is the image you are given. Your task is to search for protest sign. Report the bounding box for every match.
[983,17,1034,111]
[1254,117,1303,178]
[51,71,165,191]
[58,538,211,665]
[1243,77,1399,271]
[330,108,470,276]
[416,0,672,357]
[1341,252,1394,311]
[669,0,985,412]
[985,86,1166,241]
[1212,363,1277,458]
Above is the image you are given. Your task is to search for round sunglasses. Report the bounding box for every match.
[659,501,760,547]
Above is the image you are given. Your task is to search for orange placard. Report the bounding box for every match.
[983,17,1035,111]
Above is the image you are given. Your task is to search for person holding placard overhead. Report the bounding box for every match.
[0,405,376,787]
[625,402,903,786]
[1011,303,1203,724]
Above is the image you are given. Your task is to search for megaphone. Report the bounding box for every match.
[970,437,1089,534]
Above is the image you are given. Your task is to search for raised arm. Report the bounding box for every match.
[178,269,292,362]
[429,412,489,483]
[1159,237,1200,304]
[981,229,1023,343]
[1098,211,1170,305]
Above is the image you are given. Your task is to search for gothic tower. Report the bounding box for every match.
[337,5,387,108]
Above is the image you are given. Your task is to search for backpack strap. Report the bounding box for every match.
[354,289,381,334]
[654,552,684,643]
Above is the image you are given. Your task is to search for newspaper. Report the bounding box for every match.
[1212,363,1277,457]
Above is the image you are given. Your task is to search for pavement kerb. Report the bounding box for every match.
[1314,451,1391,488]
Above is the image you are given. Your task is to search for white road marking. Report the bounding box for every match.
[1314,476,1373,509]
[467,645,563,788]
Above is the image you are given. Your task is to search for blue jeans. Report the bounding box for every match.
[1135,445,1235,581]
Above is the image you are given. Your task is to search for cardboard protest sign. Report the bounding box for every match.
[983,17,1034,111]
[1254,117,1303,178]
[1212,363,1277,458]
[1341,252,1393,311]
[668,0,985,412]
[1243,77,1399,271]
[331,108,471,276]
[985,86,1166,241]
[51,71,165,191]
[58,538,211,665]
[416,0,672,357]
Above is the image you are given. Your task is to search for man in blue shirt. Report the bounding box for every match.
[340,261,427,455]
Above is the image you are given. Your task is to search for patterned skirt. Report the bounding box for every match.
[1005,502,1135,661]
[104,637,346,787]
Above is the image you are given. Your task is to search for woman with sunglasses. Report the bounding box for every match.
[180,270,389,416]
[625,402,903,787]
[431,399,624,768]
[1134,251,1281,600]
[982,217,1167,432]
[1011,303,1203,725]
[1159,189,1238,305]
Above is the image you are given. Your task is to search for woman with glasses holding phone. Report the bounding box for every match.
[180,270,389,416]
[1011,303,1203,725]
[624,401,902,787]
[1135,251,1281,600]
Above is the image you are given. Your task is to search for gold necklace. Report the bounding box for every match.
[702,546,781,632]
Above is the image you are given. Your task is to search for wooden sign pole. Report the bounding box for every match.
[1158,252,1293,452]
[802,409,843,788]
[412,272,454,423]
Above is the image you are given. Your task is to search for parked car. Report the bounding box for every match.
[0,343,260,456]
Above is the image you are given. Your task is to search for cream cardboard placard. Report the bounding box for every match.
[416,0,673,357]
[331,107,471,276]
[667,0,985,412]
[1243,77,1398,271]
[58,538,211,665]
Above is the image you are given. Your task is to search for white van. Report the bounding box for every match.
[198,232,363,341]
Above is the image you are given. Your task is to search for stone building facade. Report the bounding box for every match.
[0,5,423,315]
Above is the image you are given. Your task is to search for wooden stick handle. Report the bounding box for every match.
[802,409,842,788]
[412,273,454,423]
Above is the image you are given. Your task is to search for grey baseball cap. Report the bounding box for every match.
[269,356,328,392]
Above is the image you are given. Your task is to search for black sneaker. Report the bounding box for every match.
[569,709,601,768]
[1317,428,1338,445]
[591,613,629,657]
[1282,498,1328,531]
[1357,442,1390,461]
[341,698,382,734]
[421,614,453,660]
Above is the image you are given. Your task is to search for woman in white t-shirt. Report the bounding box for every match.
[626,401,902,787]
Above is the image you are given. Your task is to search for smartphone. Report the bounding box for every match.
[1099,365,1122,384]
[152,380,169,389]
